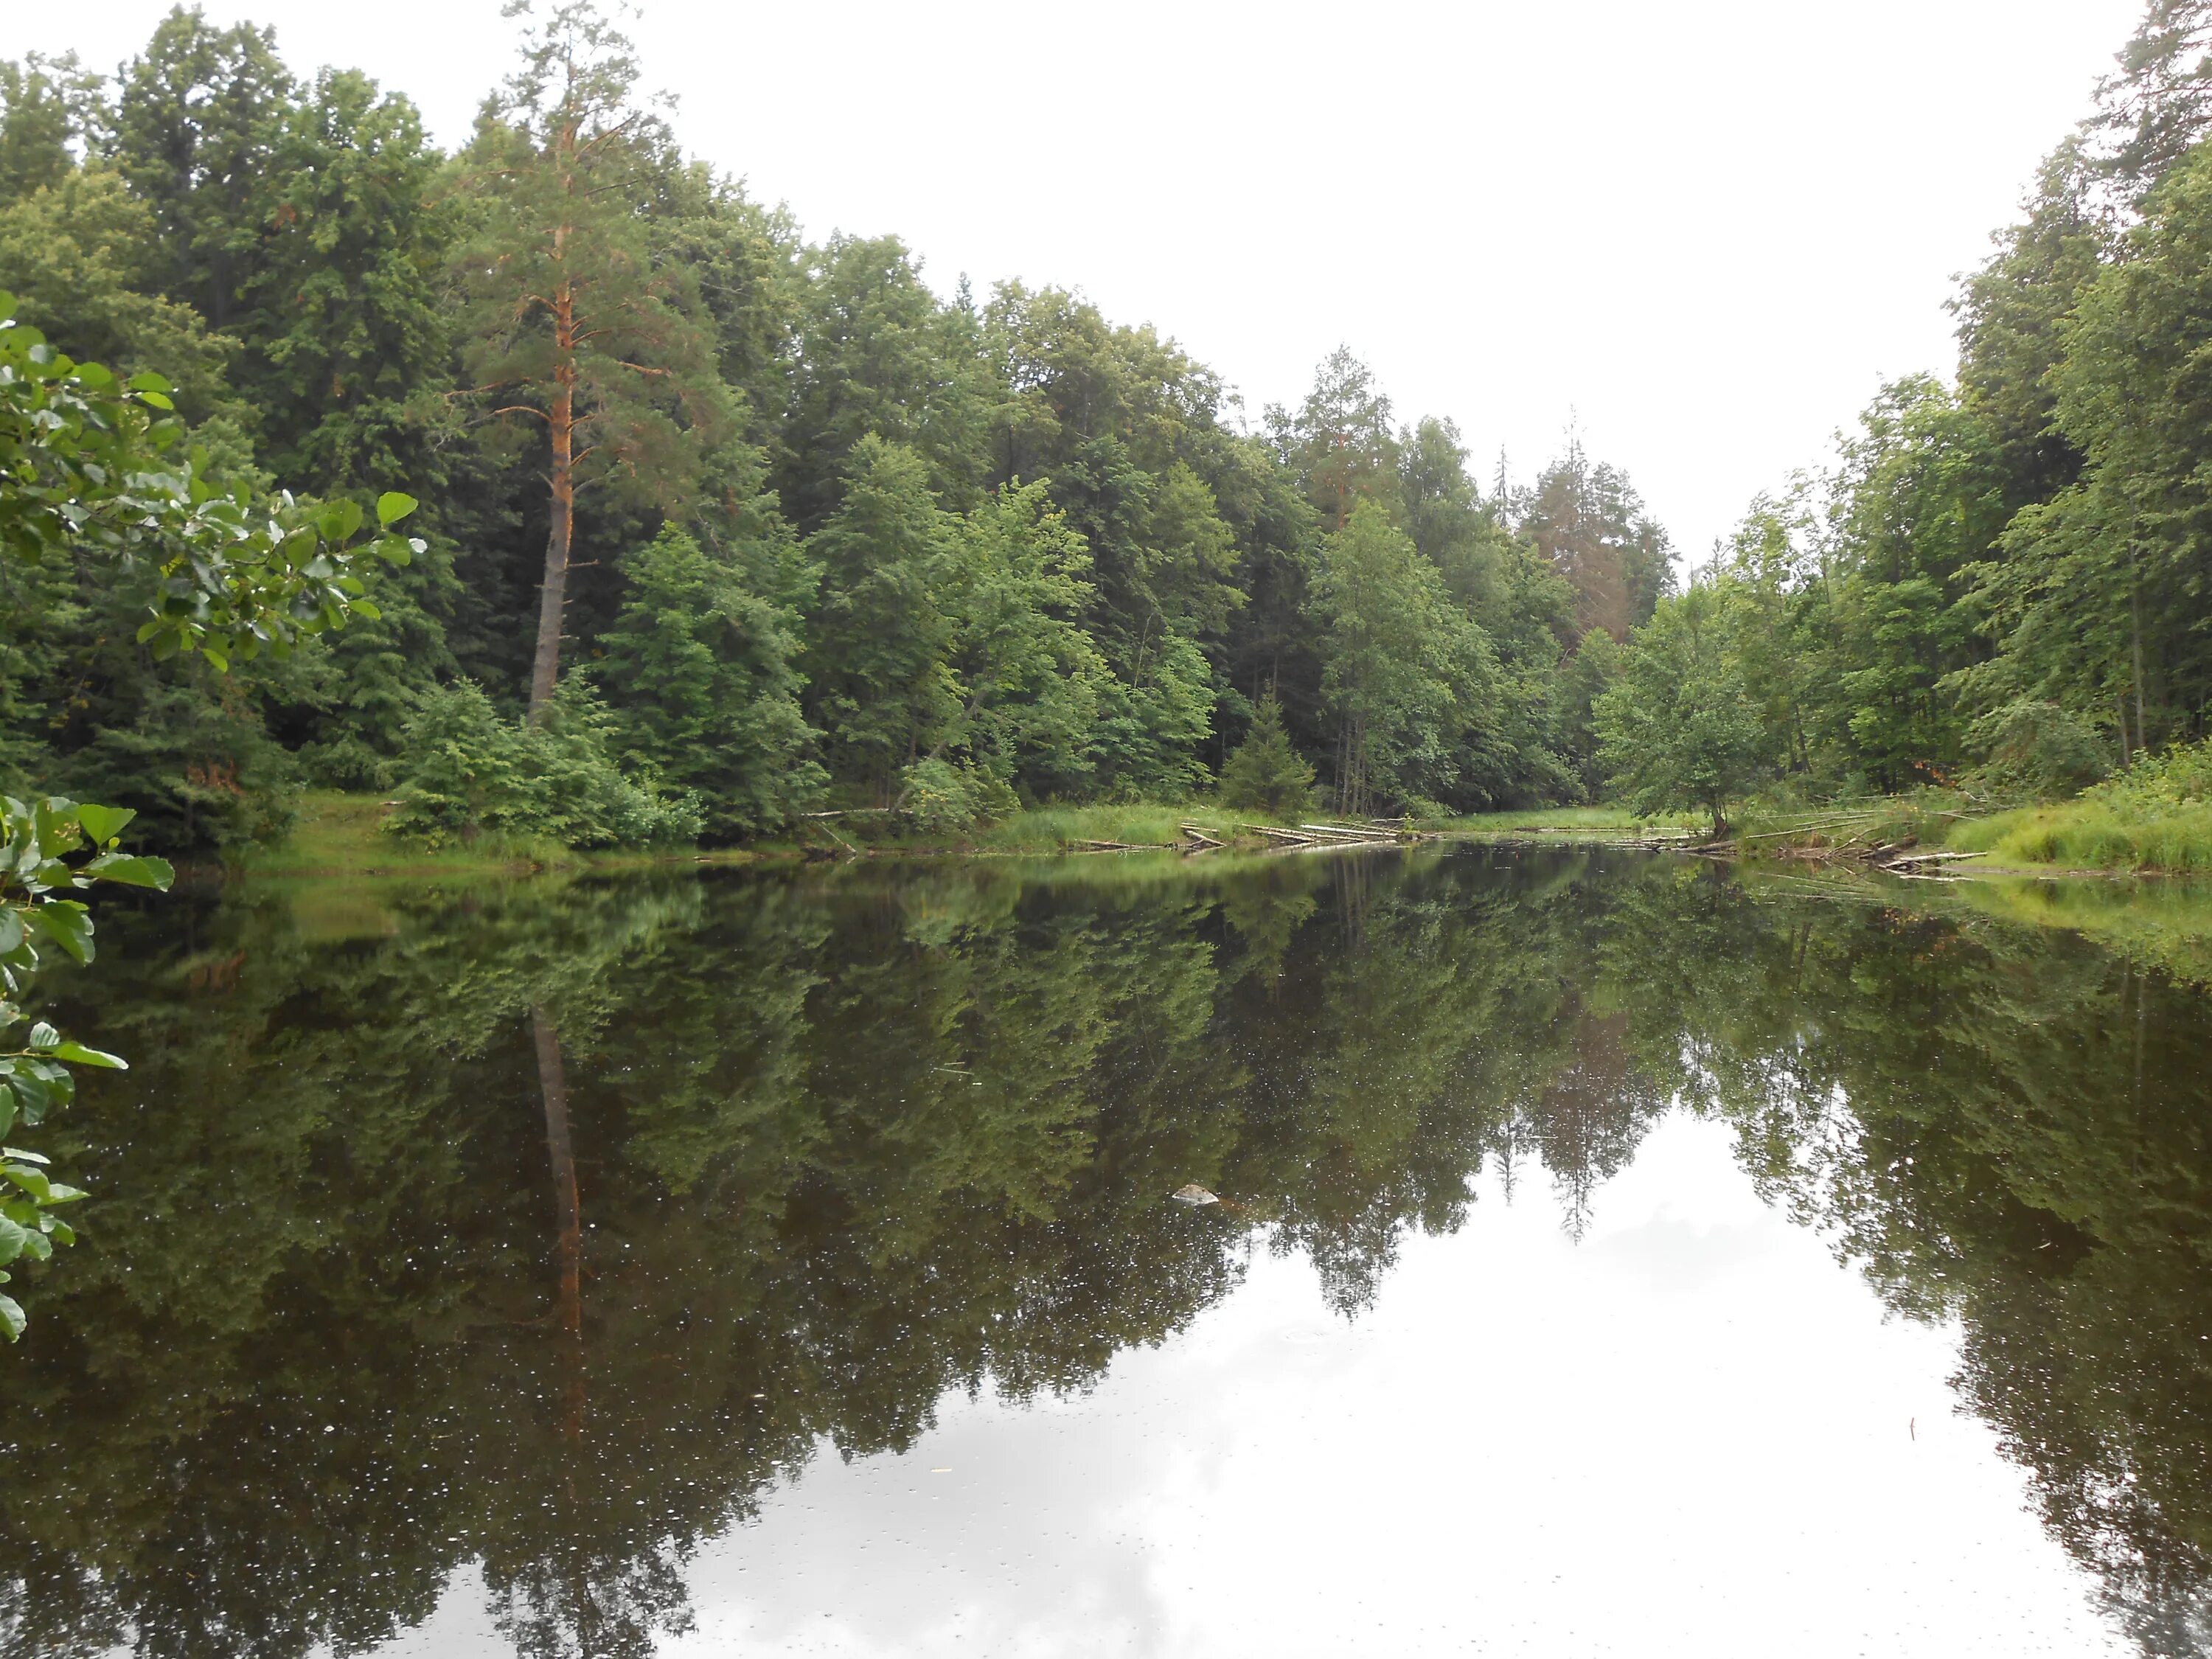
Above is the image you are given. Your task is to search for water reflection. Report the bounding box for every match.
[1,849,2208,1655]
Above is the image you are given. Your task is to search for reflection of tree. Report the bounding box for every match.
[4,851,2211,1657]
[1612,869,2212,1653]
[1526,1009,1669,1239]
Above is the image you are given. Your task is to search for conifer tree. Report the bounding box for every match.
[1218,690,1315,816]
[456,0,725,720]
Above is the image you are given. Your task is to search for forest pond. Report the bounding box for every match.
[7,846,2212,1658]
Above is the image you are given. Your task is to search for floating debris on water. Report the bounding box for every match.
[1171,1183,1220,1206]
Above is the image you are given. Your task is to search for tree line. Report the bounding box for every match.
[12,1,2212,847]
[1610,0,2212,827]
[0,3,1674,847]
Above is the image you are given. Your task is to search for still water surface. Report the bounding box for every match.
[6,848,2211,1656]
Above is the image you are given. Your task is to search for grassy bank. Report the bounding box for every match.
[238,793,1348,880]
[243,793,1708,883]
[1437,805,1700,838]
[1945,801,2212,874]
[236,793,587,880]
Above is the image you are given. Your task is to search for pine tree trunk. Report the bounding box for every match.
[529,281,577,723]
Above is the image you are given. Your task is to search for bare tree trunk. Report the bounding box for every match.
[529,279,577,724]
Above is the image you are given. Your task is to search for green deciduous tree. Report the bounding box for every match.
[1317,501,1502,816]
[1595,584,1767,832]
[598,525,823,838]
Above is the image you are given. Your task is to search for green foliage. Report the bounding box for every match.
[599,526,822,838]
[802,436,960,797]
[0,294,421,668]
[1595,585,1768,831]
[896,757,1018,835]
[1967,699,2111,799]
[387,676,702,851]
[1318,501,1503,816]
[0,793,172,1338]
[1217,690,1315,815]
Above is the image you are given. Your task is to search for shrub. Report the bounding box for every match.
[388,676,701,850]
[897,758,1017,835]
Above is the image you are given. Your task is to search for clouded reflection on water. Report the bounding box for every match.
[7,849,2205,1656]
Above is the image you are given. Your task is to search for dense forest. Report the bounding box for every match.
[4,1,2212,848]
[0,2,1652,847]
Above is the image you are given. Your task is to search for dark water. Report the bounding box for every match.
[6,847,2212,1657]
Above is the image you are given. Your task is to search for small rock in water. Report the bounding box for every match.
[1171,1183,1220,1206]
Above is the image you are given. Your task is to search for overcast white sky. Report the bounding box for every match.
[21,0,2149,560]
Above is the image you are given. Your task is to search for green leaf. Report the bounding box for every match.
[0,1293,23,1342]
[318,499,364,542]
[376,491,420,527]
[0,911,21,956]
[136,391,174,411]
[27,1023,58,1052]
[23,903,92,965]
[0,1165,50,1203]
[51,1040,125,1069]
[76,804,134,846]
[125,370,173,394]
[83,854,173,891]
[1,1148,50,1164]
[0,1213,28,1267]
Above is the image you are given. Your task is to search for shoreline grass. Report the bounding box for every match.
[240,793,1708,886]
[243,790,2212,886]
[1945,801,2212,875]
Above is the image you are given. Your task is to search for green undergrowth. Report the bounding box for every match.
[1947,800,2212,874]
[798,801,1310,856]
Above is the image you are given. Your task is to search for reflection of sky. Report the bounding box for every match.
[378,1112,2126,1658]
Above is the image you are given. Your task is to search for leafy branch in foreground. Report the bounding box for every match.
[0,796,172,1339]
[0,287,424,669]
[1,288,422,1337]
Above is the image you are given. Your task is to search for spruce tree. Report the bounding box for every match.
[1218,690,1315,816]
